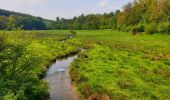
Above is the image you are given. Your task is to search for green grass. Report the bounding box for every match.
[70,30,170,100]
[1,30,170,99]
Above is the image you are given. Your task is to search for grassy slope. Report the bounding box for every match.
[70,30,170,100]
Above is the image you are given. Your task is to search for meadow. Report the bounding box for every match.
[71,30,170,99]
[0,30,170,100]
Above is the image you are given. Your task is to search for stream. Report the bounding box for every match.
[43,54,80,100]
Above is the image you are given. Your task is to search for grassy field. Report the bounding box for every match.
[0,30,170,100]
[70,30,170,99]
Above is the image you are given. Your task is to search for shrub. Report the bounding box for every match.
[131,24,144,35]
[131,26,137,35]
[70,30,77,36]
[124,26,132,32]
[2,93,17,100]
[136,24,145,32]
[118,25,126,32]
[145,23,158,34]
[158,22,170,34]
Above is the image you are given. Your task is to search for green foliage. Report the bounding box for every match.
[158,22,170,34]
[1,30,170,99]
[6,15,17,30]
[53,13,116,30]
[116,0,170,34]
[0,30,80,99]
[70,30,77,38]
[70,30,76,35]
[0,9,47,30]
[145,23,158,34]
[0,16,8,30]
[2,92,17,100]
[124,26,131,32]
[0,10,117,30]
[1,0,170,33]
[135,24,145,32]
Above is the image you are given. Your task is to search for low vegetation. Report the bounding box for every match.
[0,30,80,100]
[70,30,170,100]
[0,0,169,99]
[0,30,170,100]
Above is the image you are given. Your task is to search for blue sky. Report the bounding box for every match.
[0,0,132,20]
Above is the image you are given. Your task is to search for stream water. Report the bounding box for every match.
[43,54,80,100]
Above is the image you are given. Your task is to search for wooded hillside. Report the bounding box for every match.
[0,9,55,30]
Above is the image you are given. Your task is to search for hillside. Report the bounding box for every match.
[0,9,56,30]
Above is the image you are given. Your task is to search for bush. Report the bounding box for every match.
[131,24,144,35]
[145,23,158,34]
[136,24,145,32]
[158,22,170,34]
[2,93,17,100]
[70,30,76,35]
[124,26,132,32]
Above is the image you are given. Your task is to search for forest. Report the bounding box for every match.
[0,0,170,100]
[0,0,170,34]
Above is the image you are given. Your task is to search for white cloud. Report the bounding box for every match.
[98,0,109,8]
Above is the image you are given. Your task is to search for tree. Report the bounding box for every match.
[56,17,60,22]
[7,15,17,30]
[0,16,8,29]
[116,0,170,33]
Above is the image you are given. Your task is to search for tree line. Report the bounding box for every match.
[54,0,169,34]
[0,0,170,34]
[117,0,170,34]
[51,13,117,30]
[0,8,117,30]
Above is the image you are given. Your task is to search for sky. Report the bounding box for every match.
[0,0,132,20]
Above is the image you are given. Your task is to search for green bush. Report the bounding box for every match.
[124,26,132,32]
[118,25,126,32]
[70,30,77,36]
[131,24,144,34]
[158,22,170,34]
[145,23,158,34]
[136,24,145,32]
[2,93,17,100]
